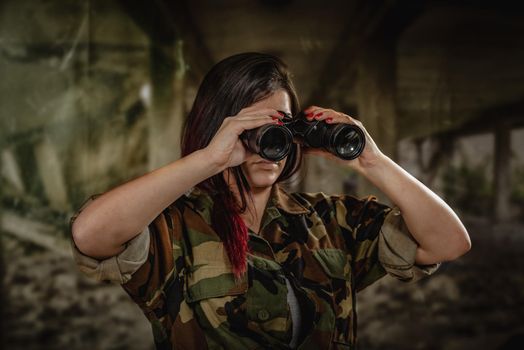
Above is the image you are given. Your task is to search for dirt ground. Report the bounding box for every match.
[2,218,524,350]
[356,218,524,350]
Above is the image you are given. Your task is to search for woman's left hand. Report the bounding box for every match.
[301,105,386,171]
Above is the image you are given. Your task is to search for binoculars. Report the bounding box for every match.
[240,111,366,161]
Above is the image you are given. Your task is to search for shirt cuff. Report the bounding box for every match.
[70,226,150,284]
[378,207,440,282]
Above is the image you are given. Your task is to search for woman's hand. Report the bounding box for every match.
[303,106,471,263]
[204,107,284,171]
[301,105,386,172]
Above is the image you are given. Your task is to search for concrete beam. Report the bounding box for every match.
[147,39,187,170]
[33,135,70,211]
[119,0,213,82]
[1,148,26,194]
[305,0,424,107]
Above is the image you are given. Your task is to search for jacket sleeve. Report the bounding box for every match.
[378,206,440,283]
[69,194,189,346]
[69,194,186,304]
[332,194,440,292]
[69,194,150,284]
[70,227,150,284]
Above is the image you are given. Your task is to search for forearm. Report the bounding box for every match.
[356,154,471,263]
[72,148,221,259]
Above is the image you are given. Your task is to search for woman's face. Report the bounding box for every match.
[225,89,291,191]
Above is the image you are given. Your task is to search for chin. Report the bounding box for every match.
[242,164,282,189]
[249,175,279,189]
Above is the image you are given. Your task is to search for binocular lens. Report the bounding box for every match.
[240,111,366,161]
[331,125,366,160]
[260,127,292,161]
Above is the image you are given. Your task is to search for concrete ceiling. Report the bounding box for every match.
[186,0,354,106]
[3,0,522,141]
[139,0,524,139]
[396,2,524,138]
[123,0,423,106]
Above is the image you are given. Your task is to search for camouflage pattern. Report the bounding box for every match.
[75,183,438,349]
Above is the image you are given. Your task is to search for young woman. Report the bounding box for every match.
[70,52,471,349]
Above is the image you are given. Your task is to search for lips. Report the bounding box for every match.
[255,160,277,164]
[254,159,280,169]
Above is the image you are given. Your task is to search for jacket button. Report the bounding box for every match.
[255,260,267,269]
[257,309,270,321]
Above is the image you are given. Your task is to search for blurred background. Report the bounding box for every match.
[1,0,523,349]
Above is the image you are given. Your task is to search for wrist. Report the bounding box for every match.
[355,152,390,176]
[197,147,227,174]
[357,152,391,175]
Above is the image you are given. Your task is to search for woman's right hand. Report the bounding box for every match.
[204,107,284,171]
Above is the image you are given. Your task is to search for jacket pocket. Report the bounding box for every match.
[184,263,248,303]
[183,253,292,347]
[312,248,351,281]
[184,244,248,303]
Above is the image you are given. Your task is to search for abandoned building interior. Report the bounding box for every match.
[1,0,523,349]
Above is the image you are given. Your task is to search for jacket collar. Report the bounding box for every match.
[185,183,309,223]
[267,183,310,215]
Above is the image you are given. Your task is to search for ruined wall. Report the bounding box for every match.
[1,1,524,349]
[1,0,155,348]
[0,0,153,210]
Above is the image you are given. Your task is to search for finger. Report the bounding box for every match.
[231,115,284,133]
[244,110,284,118]
[303,107,325,119]
[303,105,322,114]
[312,109,335,121]
[235,112,284,122]
[238,107,285,118]
[325,112,361,126]
[218,114,277,134]
[231,115,282,134]
[304,108,333,121]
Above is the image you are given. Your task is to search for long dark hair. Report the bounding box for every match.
[180,52,302,277]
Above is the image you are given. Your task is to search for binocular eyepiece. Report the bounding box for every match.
[240,111,366,161]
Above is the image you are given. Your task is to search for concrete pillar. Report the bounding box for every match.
[356,44,398,158]
[33,135,70,211]
[0,132,5,350]
[493,125,512,222]
[147,39,186,170]
[0,205,4,349]
[1,148,26,194]
[354,43,399,200]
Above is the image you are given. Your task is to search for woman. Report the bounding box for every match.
[70,52,471,349]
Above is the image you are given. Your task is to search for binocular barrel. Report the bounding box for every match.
[240,111,366,161]
[240,123,293,161]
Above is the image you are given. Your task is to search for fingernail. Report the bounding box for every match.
[278,111,285,116]
[305,113,313,119]
[314,113,323,119]
[272,116,279,121]
[326,117,333,122]
[277,121,284,125]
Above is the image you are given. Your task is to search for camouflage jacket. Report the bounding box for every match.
[70,183,440,349]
